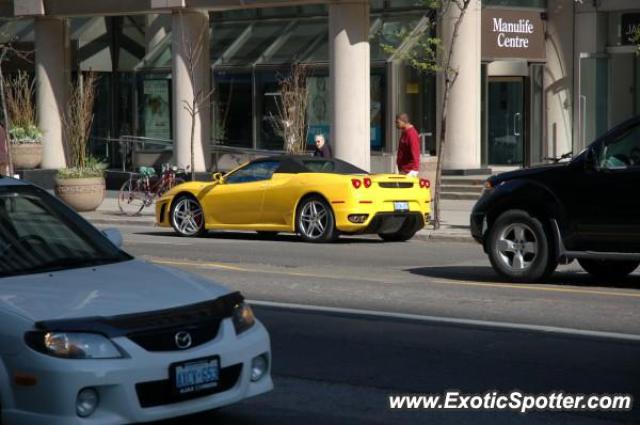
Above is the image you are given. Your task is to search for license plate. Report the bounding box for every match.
[171,357,219,395]
[394,201,409,212]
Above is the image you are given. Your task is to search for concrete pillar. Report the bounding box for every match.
[35,17,69,169]
[329,0,370,171]
[172,10,211,172]
[545,0,574,159]
[441,0,482,172]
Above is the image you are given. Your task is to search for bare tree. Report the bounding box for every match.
[61,72,99,177]
[382,0,472,230]
[270,64,309,154]
[179,12,214,181]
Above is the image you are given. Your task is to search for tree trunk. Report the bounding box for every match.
[433,79,451,230]
[190,99,196,181]
[432,0,471,230]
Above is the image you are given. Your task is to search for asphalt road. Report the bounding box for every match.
[106,225,640,424]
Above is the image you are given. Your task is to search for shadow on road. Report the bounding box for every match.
[406,265,640,290]
[134,230,384,244]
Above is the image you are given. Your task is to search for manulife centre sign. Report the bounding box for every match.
[482,9,546,61]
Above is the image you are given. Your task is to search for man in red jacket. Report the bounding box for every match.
[395,113,421,176]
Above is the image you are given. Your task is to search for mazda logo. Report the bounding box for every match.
[174,331,193,349]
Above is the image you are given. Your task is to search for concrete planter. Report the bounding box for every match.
[55,176,106,212]
[10,142,43,169]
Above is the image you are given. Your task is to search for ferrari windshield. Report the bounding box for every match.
[0,186,130,277]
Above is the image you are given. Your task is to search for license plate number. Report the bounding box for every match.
[172,357,219,395]
[394,202,409,211]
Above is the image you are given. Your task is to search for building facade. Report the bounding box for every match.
[0,0,638,176]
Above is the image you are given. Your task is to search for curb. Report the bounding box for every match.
[80,215,155,227]
[414,231,474,244]
[82,215,476,243]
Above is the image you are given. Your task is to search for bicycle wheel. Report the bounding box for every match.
[118,179,147,216]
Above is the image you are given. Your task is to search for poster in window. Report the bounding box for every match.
[143,79,171,140]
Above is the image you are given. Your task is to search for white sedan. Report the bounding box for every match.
[0,178,272,425]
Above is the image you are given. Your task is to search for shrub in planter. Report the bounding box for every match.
[55,72,105,212]
[4,72,43,169]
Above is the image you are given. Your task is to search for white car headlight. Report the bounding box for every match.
[26,332,123,359]
[232,302,256,335]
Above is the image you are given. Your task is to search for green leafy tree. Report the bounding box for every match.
[382,0,472,230]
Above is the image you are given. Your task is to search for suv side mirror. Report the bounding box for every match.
[212,172,224,184]
[584,148,597,173]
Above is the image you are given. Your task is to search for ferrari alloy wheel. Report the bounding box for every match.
[171,196,206,237]
[297,196,337,243]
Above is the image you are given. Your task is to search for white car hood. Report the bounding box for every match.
[0,259,230,322]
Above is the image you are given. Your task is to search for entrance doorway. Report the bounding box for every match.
[487,77,525,166]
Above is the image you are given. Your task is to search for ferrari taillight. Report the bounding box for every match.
[351,179,362,189]
[419,179,431,189]
[363,177,372,188]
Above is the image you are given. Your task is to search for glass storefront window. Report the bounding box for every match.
[211,22,252,65]
[482,0,546,8]
[307,74,331,148]
[230,22,283,65]
[396,65,436,155]
[213,72,253,147]
[487,77,525,166]
[256,70,284,151]
[137,74,172,141]
[370,14,426,62]
[272,21,327,64]
[579,56,608,150]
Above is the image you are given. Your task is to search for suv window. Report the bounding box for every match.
[225,161,280,184]
[598,123,640,170]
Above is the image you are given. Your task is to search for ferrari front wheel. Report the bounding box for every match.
[296,196,337,243]
[171,196,206,237]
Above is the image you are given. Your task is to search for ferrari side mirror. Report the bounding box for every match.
[212,172,224,183]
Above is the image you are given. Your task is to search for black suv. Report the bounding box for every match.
[471,116,640,282]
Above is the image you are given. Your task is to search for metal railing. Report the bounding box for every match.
[90,135,289,172]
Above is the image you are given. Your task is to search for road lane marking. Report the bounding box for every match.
[249,299,640,343]
[430,278,640,299]
[150,258,245,271]
[146,257,640,300]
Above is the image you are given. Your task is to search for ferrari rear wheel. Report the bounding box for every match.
[296,196,337,243]
[171,196,206,237]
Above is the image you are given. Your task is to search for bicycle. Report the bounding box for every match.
[118,164,186,216]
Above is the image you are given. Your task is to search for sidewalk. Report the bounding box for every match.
[80,192,475,243]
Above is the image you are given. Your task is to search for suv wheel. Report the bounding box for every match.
[578,259,639,281]
[487,210,557,282]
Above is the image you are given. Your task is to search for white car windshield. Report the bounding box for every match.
[0,186,130,277]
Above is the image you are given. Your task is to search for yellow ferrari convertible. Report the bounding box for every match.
[155,156,431,242]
